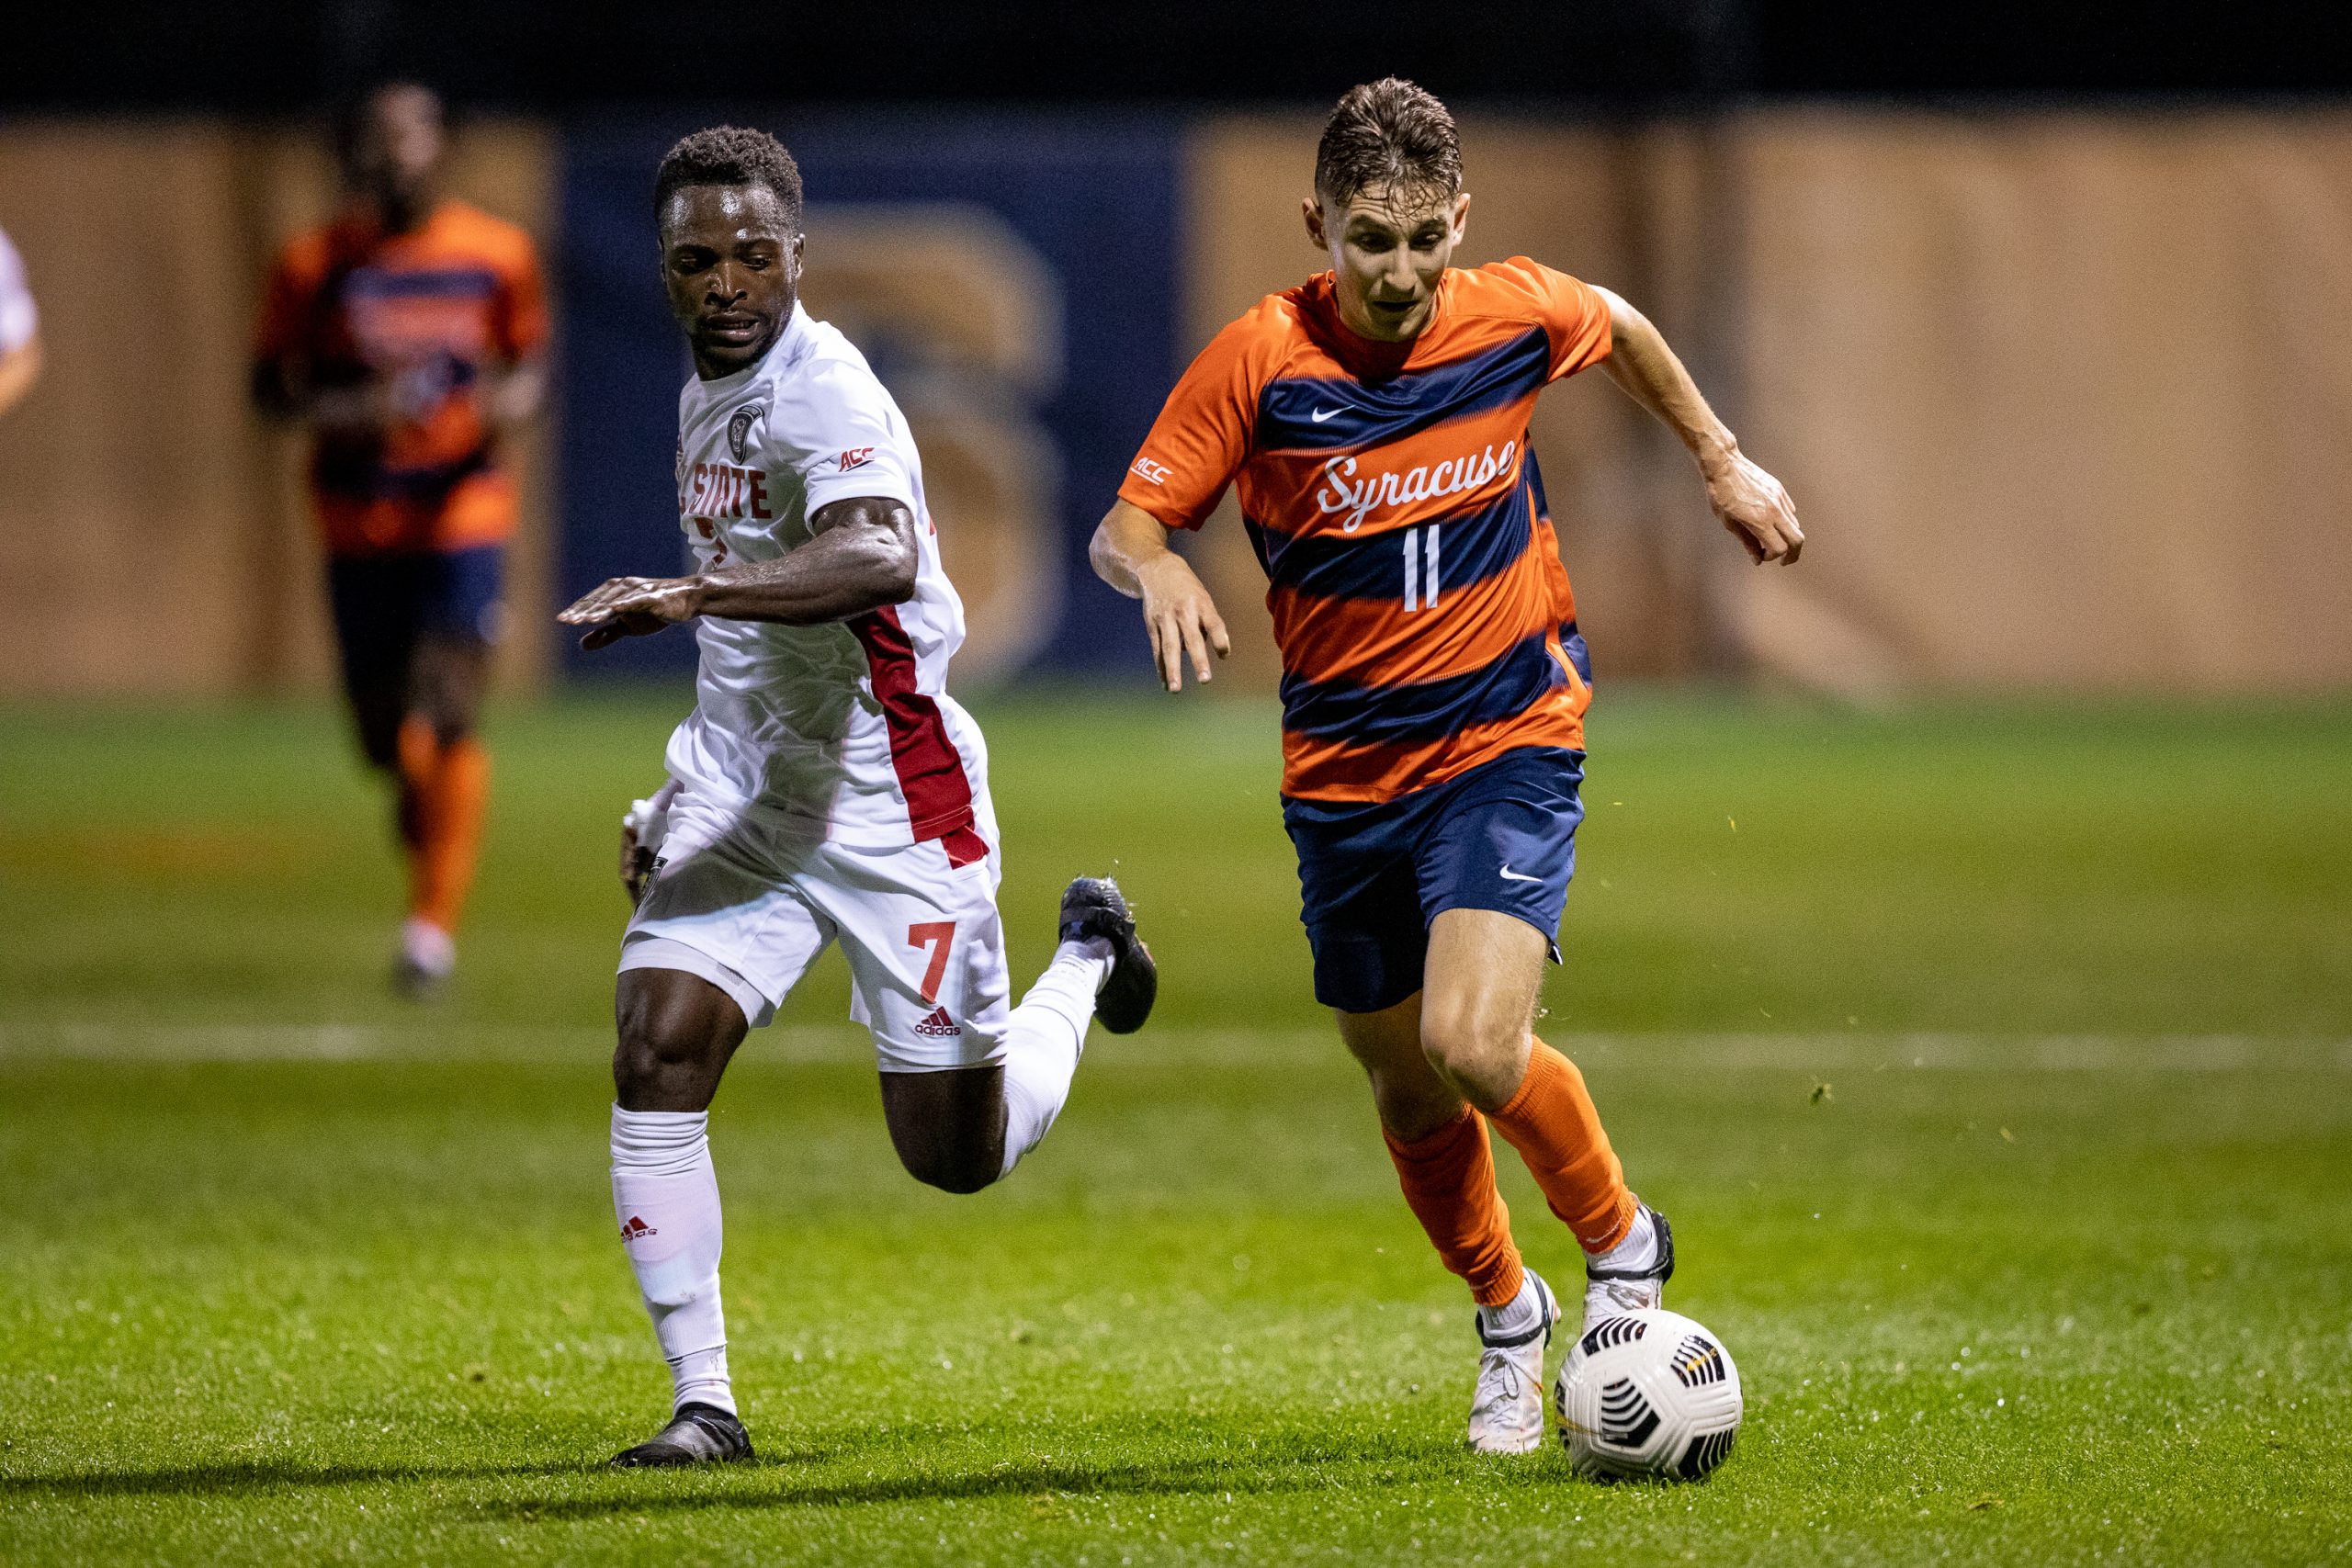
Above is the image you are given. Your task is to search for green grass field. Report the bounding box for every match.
[3,690,2348,1565]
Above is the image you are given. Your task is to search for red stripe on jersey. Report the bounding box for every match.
[1280,652,1590,802]
[942,824,989,868]
[848,606,978,842]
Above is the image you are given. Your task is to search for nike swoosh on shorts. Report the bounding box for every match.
[1311,407,1341,423]
[1498,864,1541,884]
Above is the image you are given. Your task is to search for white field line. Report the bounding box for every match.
[0,1022,2345,1072]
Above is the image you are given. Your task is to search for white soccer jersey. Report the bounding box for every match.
[663,302,984,850]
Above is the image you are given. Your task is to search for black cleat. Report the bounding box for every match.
[1059,875,1157,1034]
[607,1402,754,1468]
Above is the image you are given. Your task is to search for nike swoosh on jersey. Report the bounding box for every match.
[1498,864,1542,884]
[1310,406,1342,422]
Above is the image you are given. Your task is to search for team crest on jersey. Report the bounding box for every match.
[727,402,766,463]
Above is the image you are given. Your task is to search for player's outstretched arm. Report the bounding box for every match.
[250,355,394,436]
[1594,288,1804,566]
[558,496,918,649]
[1089,500,1231,693]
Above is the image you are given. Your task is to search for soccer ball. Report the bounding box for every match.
[1553,1308,1742,1481]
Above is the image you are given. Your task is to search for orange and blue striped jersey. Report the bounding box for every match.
[255,199,546,557]
[1117,258,1613,803]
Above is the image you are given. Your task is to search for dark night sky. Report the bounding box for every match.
[2,1,2346,112]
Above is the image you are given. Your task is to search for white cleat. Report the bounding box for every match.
[391,917,456,998]
[1466,1269,1559,1454]
[1582,1203,1675,1325]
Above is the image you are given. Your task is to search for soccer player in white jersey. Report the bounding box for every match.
[558,127,1159,1468]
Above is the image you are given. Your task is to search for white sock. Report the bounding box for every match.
[1478,1270,1547,1341]
[610,1106,735,1416]
[997,938,1113,1179]
[1589,1203,1657,1271]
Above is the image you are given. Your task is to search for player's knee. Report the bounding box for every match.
[409,685,475,749]
[879,1066,1010,1195]
[1416,1000,1476,1074]
[1418,1002,1517,1090]
[356,712,402,773]
[425,707,473,749]
[612,989,727,1100]
[899,1145,1001,1196]
[885,1112,1006,1195]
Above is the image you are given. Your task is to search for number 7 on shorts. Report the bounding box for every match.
[907,921,956,1005]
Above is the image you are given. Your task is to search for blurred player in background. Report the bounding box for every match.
[558,128,1159,1467]
[1091,79,1803,1454]
[0,224,41,417]
[252,82,547,994]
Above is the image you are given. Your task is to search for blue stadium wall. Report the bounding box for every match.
[558,110,1185,682]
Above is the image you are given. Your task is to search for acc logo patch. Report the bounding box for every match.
[727,403,767,463]
[837,447,875,472]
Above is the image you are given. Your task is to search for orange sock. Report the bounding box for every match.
[395,716,490,937]
[1383,1106,1526,1307]
[1486,1037,1638,1254]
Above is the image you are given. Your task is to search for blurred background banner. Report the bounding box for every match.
[3,103,2349,696]
[1734,109,2352,696]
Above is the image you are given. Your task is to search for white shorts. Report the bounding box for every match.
[618,785,1012,1073]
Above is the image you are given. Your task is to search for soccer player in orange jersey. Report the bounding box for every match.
[254,83,547,994]
[1091,79,1804,1453]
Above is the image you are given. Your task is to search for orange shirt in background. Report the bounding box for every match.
[255,198,546,557]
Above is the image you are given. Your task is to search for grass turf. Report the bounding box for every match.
[1,689,2348,1564]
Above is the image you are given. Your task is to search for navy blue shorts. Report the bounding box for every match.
[326,545,504,700]
[1283,746,1587,1015]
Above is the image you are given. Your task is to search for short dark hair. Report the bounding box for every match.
[1314,78,1462,208]
[654,126,805,233]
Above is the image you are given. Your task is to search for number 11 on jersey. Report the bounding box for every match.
[1403,524,1442,613]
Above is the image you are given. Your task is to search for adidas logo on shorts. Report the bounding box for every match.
[913,1007,962,1039]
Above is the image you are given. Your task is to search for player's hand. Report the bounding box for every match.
[559,576,705,650]
[619,783,675,905]
[621,822,654,904]
[1702,447,1804,565]
[310,381,398,437]
[1135,553,1231,693]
